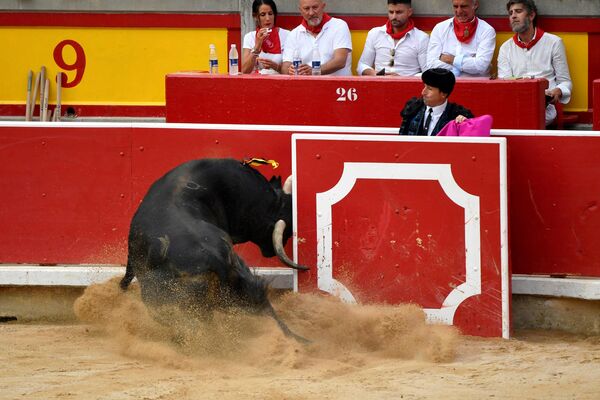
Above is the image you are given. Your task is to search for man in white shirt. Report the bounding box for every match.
[357,0,429,76]
[427,0,496,77]
[497,0,572,126]
[281,0,352,76]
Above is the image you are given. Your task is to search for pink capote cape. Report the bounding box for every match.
[437,114,493,137]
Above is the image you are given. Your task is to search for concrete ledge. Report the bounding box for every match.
[512,274,600,300]
[4,266,600,334]
[0,264,294,290]
[4,267,600,299]
[513,295,600,335]
[0,265,126,286]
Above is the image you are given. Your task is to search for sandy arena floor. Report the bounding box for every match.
[1,278,600,400]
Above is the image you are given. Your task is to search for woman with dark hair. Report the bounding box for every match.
[242,0,289,74]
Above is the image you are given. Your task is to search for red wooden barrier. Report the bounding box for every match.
[166,73,547,129]
[503,132,600,277]
[0,125,132,264]
[2,123,600,284]
[0,124,296,266]
[594,79,600,131]
[293,134,509,337]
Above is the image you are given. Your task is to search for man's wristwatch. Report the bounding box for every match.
[251,48,261,56]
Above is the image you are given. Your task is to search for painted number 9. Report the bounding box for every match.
[53,40,86,88]
[336,87,358,102]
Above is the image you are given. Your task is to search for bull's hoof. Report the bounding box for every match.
[0,316,17,323]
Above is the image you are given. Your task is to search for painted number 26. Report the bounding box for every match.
[53,40,86,88]
[336,87,358,102]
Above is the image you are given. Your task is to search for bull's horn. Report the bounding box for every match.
[283,176,292,194]
[272,220,309,271]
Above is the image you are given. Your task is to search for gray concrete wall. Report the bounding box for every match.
[2,0,599,17]
[0,0,241,12]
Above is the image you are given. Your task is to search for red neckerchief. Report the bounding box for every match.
[257,27,282,54]
[302,13,332,34]
[513,28,545,50]
[386,18,415,40]
[453,17,478,43]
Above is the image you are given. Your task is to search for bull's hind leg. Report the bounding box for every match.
[121,232,153,291]
[119,261,135,291]
[136,272,192,330]
[139,270,216,319]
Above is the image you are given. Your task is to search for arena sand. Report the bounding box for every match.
[1,277,599,399]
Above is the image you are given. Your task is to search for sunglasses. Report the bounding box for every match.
[389,48,395,67]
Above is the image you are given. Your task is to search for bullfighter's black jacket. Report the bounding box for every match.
[399,97,474,136]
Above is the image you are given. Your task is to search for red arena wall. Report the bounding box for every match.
[594,79,600,131]
[2,122,600,280]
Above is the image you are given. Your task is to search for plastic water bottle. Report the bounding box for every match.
[228,44,239,75]
[292,48,301,76]
[209,44,218,75]
[253,57,260,74]
[311,44,321,76]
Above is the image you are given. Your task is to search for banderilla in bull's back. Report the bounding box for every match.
[119,158,310,344]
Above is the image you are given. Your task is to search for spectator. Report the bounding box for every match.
[242,0,290,74]
[357,0,429,76]
[497,0,572,126]
[427,0,496,77]
[399,68,474,136]
[281,0,352,76]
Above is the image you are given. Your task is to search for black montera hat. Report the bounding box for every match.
[422,68,456,95]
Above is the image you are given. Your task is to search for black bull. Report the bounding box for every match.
[120,158,309,343]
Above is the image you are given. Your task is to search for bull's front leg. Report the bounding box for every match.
[227,252,311,344]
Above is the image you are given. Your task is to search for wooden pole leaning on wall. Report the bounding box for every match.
[39,66,46,121]
[25,71,33,121]
[30,70,41,121]
[54,72,62,122]
[41,78,49,122]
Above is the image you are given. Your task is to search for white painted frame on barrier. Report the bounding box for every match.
[292,133,509,338]
[315,162,481,325]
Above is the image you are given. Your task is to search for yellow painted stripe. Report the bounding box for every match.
[2,27,229,105]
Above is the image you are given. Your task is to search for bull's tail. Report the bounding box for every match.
[120,263,135,291]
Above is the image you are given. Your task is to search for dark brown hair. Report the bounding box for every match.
[252,0,278,27]
[506,0,538,27]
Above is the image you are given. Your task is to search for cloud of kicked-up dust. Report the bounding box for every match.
[74,277,458,369]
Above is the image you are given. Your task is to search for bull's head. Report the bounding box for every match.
[271,176,309,271]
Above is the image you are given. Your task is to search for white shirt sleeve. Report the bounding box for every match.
[243,31,255,50]
[357,29,376,75]
[458,24,496,76]
[279,29,290,53]
[282,30,297,63]
[552,38,572,104]
[497,41,512,78]
[332,20,353,51]
[426,22,453,71]
[417,32,430,74]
